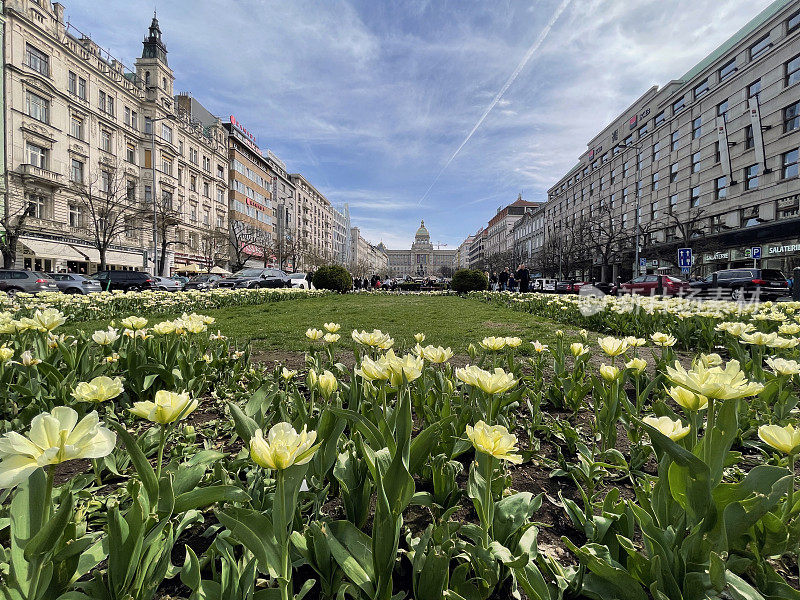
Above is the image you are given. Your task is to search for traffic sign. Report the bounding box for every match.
[752,246,762,259]
[678,247,692,268]
[639,258,647,267]
[681,266,690,274]
[651,259,659,267]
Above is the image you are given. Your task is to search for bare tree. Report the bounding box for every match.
[588,203,633,282]
[198,228,230,272]
[641,206,710,273]
[228,220,260,272]
[0,194,31,269]
[137,188,183,276]
[70,160,139,271]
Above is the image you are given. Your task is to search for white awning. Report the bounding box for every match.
[104,249,145,268]
[22,239,91,261]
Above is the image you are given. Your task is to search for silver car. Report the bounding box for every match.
[47,273,102,294]
[152,276,183,292]
[0,270,58,294]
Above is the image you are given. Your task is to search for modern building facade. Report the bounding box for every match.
[290,173,333,267]
[468,227,487,269]
[511,204,546,273]
[545,0,800,280]
[265,150,296,271]
[385,220,456,278]
[454,234,474,270]
[332,203,351,267]
[3,0,228,274]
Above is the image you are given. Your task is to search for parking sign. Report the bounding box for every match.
[752,246,762,259]
[639,258,647,267]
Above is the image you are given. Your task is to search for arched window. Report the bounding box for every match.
[145,71,150,85]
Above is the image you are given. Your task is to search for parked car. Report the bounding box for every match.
[171,276,189,287]
[212,268,290,289]
[93,270,156,292]
[556,280,586,294]
[47,272,102,294]
[184,274,222,290]
[287,272,313,289]
[0,270,58,294]
[152,276,183,292]
[618,274,690,296]
[531,278,558,292]
[689,268,789,300]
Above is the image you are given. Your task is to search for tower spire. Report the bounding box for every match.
[142,11,168,64]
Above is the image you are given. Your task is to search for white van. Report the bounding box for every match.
[532,278,557,292]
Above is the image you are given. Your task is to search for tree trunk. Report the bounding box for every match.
[99,247,107,271]
[159,236,169,276]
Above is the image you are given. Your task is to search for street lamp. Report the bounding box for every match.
[618,142,644,278]
[148,114,176,276]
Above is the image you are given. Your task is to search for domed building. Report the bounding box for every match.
[385,220,457,278]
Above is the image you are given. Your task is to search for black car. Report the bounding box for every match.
[47,273,103,294]
[184,274,222,290]
[93,270,156,292]
[689,268,789,301]
[212,268,290,289]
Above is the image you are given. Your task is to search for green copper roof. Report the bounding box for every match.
[677,0,793,83]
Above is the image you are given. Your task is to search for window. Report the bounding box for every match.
[70,158,83,183]
[25,44,49,75]
[789,10,800,33]
[719,58,736,81]
[748,79,762,100]
[162,190,173,210]
[78,76,86,100]
[203,209,210,225]
[715,141,721,163]
[694,79,709,98]
[190,205,197,222]
[589,182,595,196]
[749,35,771,60]
[693,117,702,139]
[741,206,760,228]
[144,117,153,134]
[127,181,136,202]
[670,163,679,183]
[654,111,665,126]
[100,129,112,153]
[107,97,114,117]
[26,91,49,122]
[601,152,609,164]
[744,164,759,190]
[717,100,729,121]
[144,185,152,202]
[672,97,685,114]
[70,115,84,139]
[690,186,701,207]
[162,124,173,144]
[68,204,83,228]
[652,172,660,191]
[216,187,225,203]
[622,188,629,204]
[144,149,152,169]
[787,55,800,87]
[671,130,681,151]
[203,156,211,171]
[652,141,661,161]
[217,164,225,179]
[591,160,598,170]
[638,124,649,139]
[99,90,106,112]
[203,181,210,197]
[623,160,631,177]
[177,167,183,183]
[27,194,48,219]
[783,149,799,179]
[669,194,678,213]
[785,101,800,133]
[610,168,617,184]
[190,175,197,192]
[715,176,727,200]
[101,170,111,193]
[126,143,136,164]
[745,125,754,149]
[162,156,172,175]
[600,175,608,191]
[68,71,77,95]
[26,143,46,168]
[216,213,224,229]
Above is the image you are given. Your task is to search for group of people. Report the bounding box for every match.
[487,264,530,293]
[353,274,382,290]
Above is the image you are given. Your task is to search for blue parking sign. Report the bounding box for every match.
[678,248,692,268]
[752,246,762,259]
[639,258,647,267]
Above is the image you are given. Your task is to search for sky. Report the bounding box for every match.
[63,0,777,249]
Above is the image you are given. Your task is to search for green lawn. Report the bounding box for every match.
[63,293,580,354]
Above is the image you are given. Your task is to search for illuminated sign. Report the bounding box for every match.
[245,197,267,212]
[229,116,258,144]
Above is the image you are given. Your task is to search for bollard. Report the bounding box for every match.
[793,267,800,301]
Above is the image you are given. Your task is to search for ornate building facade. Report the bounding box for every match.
[385,220,456,278]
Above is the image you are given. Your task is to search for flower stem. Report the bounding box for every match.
[786,453,796,521]
[482,454,494,549]
[156,425,167,483]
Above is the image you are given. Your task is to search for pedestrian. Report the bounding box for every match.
[499,268,510,291]
[516,263,530,293]
[508,273,517,291]
[490,272,498,291]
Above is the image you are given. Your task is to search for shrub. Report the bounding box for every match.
[312,265,353,293]
[451,269,488,293]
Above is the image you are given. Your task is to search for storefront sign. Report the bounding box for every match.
[229,115,258,145]
[703,251,730,261]
[769,244,800,255]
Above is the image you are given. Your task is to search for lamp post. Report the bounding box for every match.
[148,115,175,276]
[619,142,644,278]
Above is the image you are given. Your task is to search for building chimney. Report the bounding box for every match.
[53,3,65,24]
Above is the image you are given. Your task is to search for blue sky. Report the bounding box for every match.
[65,0,774,248]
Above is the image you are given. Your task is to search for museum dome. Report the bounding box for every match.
[415,220,430,241]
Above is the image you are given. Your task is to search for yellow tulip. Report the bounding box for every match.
[531,341,548,353]
[414,333,426,343]
[699,353,723,367]
[416,344,454,364]
[597,336,629,357]
[249,422,319,470]
[351,329,394,349]
[504,337,522,348]
[323,333,340,344]
[355,356,392,381]
[0,407,116,488]
[382,350,424,386]
[281,367,297,380]
[766,357,800,376]
[475,368,517,395]
[152,321,177,335]
[758,424,800,455]
[599,364,620,381]
[740,331,778,346]
[323,322,341,333]
[623,336,646,347]
[305,328,324,341]
[570,342,589,357]
[455,364,484,388]
[20,351,41,367]
[651,332,677,347]
[0,346,13,362]
[643,415,690,441]
[466,420,522,463]
[316,370,339,398]
[625,357,647,374]
[129,390,198,424]
[30,308,67,331]
[666,359,763,400]
[121,316,148,330]
[71,376,124,403]
[479,337,506,351]
[666,385,708,411]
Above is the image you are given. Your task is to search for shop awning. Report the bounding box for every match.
[22,239,91,261]
[104,249,145,268]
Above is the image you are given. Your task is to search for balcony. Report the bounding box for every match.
[19,164,64,188]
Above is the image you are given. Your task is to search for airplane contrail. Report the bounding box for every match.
[417,0,573,206]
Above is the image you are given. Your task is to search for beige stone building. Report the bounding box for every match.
[3,1,227,274]
[484,196,542,262]
[385,220,456,278]
[289,173,333,267]
[349,225,387,276]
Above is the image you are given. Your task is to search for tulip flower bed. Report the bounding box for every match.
[1,286,326,322]
[1,297,800,600]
